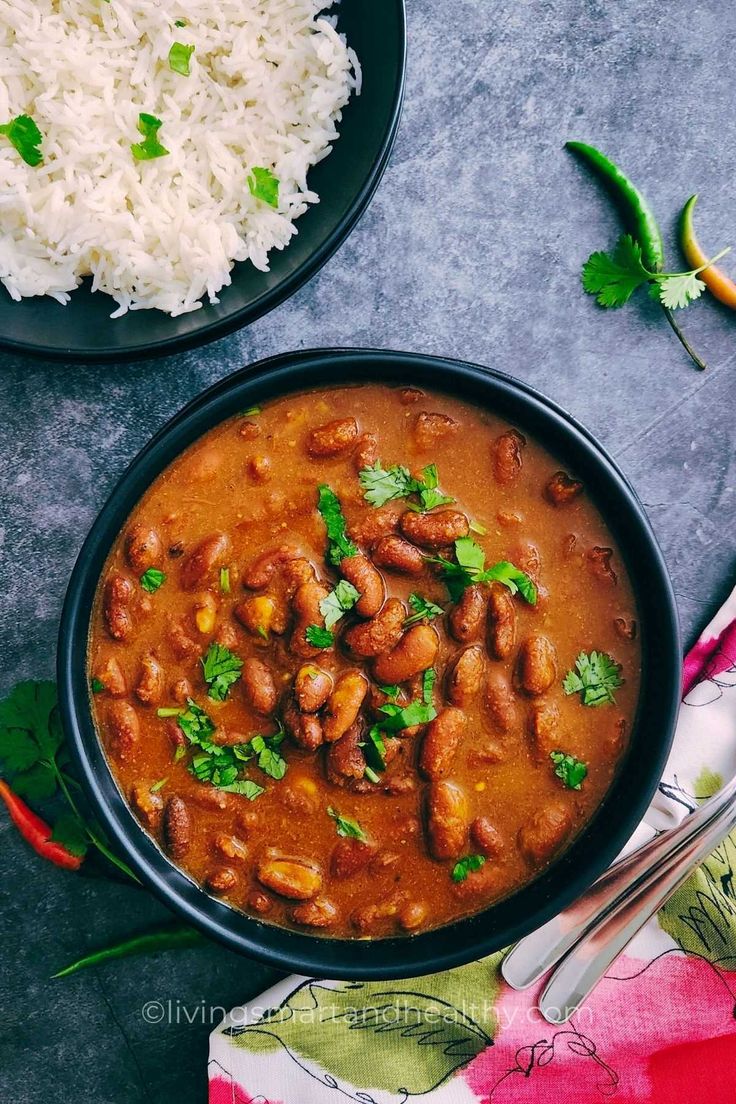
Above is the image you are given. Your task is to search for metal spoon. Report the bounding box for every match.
[502,770,736,1018]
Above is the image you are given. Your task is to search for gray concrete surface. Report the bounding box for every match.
[1,0,735,1100]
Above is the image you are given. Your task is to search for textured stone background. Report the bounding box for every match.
[1,0,735,1100]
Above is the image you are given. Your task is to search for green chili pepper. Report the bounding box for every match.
[567,140,707,371]
[566,141,665,272]
[52,923,205,978]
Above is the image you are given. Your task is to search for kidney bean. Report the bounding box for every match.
[467,742,506,767]
[399,386,424,404]
[241,657,277,715]
[353,432,378,471]
[373,624,439,684]
[545,471,584,506]
[511,539,542,583]
[399,509,469,549]
[171,677,193,704]
[325,723,366,785]
[485,670,518,733]
[307,417,358,458]
[256,857,322,900]
[487,586,516,660]
[129,782,163,831]
[348,505,403,547]
[292,897,339,928]
[420,707,467,779]
[528,700,560,759]
[166,618,199,661]
[413,411,459,450]
[247,889,272,914]
[605,715,627,758]
[425,780,468,860]
[331,837,375,879]
[493,428,526,485]
[451,860,502,901]
[290,579,332,658]
[283,698,323,751]
[94,656,127,698]
[234,594,288,637]
[180,533,229,590]
[449,584,485,643]
[518,801,573,866]
[497,509,523,527]
[614,616,637,641]
[351,893,407,934]
[125,523,163,573]
[239,419,260,440]
[517,634,557,696]
[470,816,504,858]
[215,834,248,861]
[247,455,271,484]
[588,546,618,586]
[206,867,238,894]
[293,665,332,713]
[103,574,134,642]
[399,901,428,931]
[370,535,422,577]
[135,653,163,705]
[242,545,300,590]
[446,646,485,707]
[282,557,317,594]
[384,774,417,795]
[344,597,405,658]
[279,781,318,817]
[163,796,191,859]
[106,700,139,761]
[340,554,384,617]
[323,671,368,743]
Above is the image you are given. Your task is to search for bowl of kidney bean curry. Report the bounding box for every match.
[88,380,643,941]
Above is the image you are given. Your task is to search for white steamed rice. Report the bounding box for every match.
[0,0,360,316]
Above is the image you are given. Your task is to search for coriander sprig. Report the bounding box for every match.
[582,234,731,311]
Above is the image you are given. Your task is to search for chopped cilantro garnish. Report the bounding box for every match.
[219,567,230,594]
[140,567,166,593]
[316,485,358,566]
[248,166,279,208]
[149,778,168,793]
[428,537,538,604]
[362,688,437,778]
[327,806,367,841]
[0,114,43,166]
[563,651,623,706]
[176,700,282,792]
[422,667,436,705]
[379,684,400,701]
[245,729,287,780]
[469,519,487,536]
[131,113,169,161]
[319,579,360,630]
[174,19,187,28]
[364,766,380,784]
[168,41,195,76]
[240,405,261,416]
[362,727,387,774]
[550,751,588,789]
[404,592,444,627]
[218,779,264,799]
[90,678,105,694]
[452,854,486,883]
[359,460,454,512]
[305,624,334,649]
[177,699,216,747]
[201,643,243,702]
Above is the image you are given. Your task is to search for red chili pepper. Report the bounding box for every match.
[0,779,83,870]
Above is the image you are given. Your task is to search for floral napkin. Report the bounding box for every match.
[209,585,736,1104]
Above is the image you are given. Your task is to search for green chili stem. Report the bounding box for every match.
[52,924,205,978]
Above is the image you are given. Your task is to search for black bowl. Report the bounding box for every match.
[57,349,681,979]
[0,5,406,363]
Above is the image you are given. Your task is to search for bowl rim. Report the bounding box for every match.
[0,4,407,364]
[57,347,681,979]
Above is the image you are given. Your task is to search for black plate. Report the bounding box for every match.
[0,4,406,363]
[57,349,681,979]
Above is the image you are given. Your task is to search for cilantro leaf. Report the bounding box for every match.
[316,485,358,566]
[50,813,89,859]
[327,806,367,841]
[219,567,230,594]
[423,667,436,705]
[452,854,486,883]
[177,699,217,746]
[0,114,43,166]
[0,727,39,774]
[131,113,169,161]
[140,568,165,593]
[11,762,57,801]
[201,644,242,702]
[581,235,650,308]
[404,593,444,628]
[362,727,387,774]
[550,751,588,790]
[305,624,334,649]
[169,41,195,76]
[0,680,61,774]
[483,561,538,604]
[563,651,624,706]
[428,538,537,604]
[219,779,264,799]
[359,461,454,512]
[90,678,105,694]
[319,579,360,631]
[658,272,706,310]
[248,729,287,780]
[248,166,279,208]
[379,684,400,701]
[377,698,437,732]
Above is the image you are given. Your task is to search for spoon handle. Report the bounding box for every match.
[502,769,736,992]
